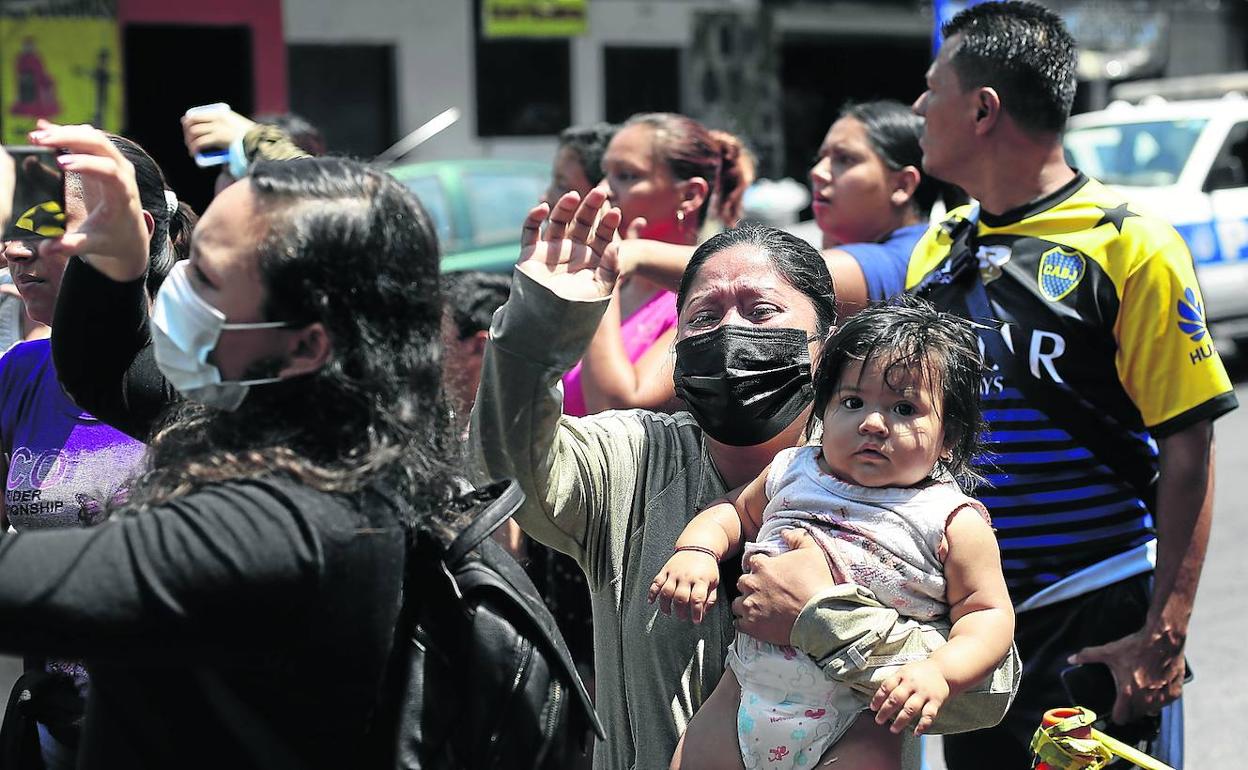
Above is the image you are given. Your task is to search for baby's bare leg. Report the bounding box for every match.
[815,714,904,770]
[670,668,747,770]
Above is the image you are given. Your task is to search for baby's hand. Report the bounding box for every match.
[648,550,721,624]
[870,659,950,736]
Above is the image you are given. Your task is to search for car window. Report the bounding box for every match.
[1064,119,1207,186]
[1205,121,1248,192]
[402,175,456,251]
[462,170,547,247]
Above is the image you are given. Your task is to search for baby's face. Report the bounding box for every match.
[818,355,948,488]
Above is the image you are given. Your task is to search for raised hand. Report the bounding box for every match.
[181,107,255,158]
[28,121,149,282]
[515,188,622,302]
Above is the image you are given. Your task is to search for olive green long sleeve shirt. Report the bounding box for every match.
[470,271,930,770]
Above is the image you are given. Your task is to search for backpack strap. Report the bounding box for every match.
[443,478,524,567]
[441,479,605,742]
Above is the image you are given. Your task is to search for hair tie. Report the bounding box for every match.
[164,189,178,215]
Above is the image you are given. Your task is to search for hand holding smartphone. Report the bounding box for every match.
[0,146,65,241]
[184,103,233,167]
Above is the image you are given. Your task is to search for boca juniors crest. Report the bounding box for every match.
[1038,247,1086,301]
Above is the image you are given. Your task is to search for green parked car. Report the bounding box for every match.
[388,159,549,273]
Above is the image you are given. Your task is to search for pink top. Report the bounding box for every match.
[561,289,678,417]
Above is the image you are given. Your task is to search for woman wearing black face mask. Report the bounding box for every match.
[472,192,925,770]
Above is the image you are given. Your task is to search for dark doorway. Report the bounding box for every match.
[288,44,396,158]
[780,36,928,188]
[124,24,254,215]
[604,47,681,123]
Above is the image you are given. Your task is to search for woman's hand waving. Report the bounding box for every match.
[29,120,150,283]
[516,188,622,302]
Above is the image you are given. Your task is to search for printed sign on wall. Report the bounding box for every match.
[1,16,124,144]
[483,0,586,38]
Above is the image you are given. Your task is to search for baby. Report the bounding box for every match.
[651,298,1015,769]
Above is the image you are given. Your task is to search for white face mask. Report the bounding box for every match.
[150,261,290,412]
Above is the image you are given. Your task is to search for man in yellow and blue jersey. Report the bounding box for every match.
[910,2,1236,767]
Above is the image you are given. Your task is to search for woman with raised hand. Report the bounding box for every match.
[472,188,933,770]
[562,112,751,416]
[0,124,456,769]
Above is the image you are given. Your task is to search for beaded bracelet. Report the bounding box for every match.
[674,544,720,561]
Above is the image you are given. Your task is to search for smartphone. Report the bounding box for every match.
[2,146,66,241]
[185,102,232,168]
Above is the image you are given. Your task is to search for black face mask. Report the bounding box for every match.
[672,325,815,447]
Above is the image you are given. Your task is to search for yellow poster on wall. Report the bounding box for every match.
[483,0,587,38]
[0,16,123,144]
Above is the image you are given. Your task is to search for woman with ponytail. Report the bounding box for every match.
[560,112,752,416]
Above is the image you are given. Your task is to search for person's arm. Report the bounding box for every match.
[1070,421,1214,723]
[0,479,363,664]
[579,289,677,413]
[30,122,150,283]
[648,469,769,623]
[470,190,638,572]
[823,249,871,319]
[23,123,176,439]
[869,507,1015,735]
[1070,226,1235,724]
[52,256,176,440]
[615,239,695,293]
[181,107,255,159]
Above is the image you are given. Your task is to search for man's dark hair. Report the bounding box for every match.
[810,295,986,489]
[942,0,1077,135]
[678,224,837,338]
[558,123,617,187]
[442,271,512,339]
[133,157,456,522]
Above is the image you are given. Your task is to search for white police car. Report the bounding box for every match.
[1065,96,1248,344]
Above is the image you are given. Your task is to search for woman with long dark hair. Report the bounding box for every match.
[0,124,456,769]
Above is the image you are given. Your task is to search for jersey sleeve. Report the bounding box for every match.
[1112,225,1237,435]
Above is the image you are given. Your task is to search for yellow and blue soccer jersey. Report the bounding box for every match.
[906,172,1237,602]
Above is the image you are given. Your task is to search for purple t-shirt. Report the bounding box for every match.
[0,340,146,530]
[0,339,148,742]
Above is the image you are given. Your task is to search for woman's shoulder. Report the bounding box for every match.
[0,339,53,410]
[0,338,51,374]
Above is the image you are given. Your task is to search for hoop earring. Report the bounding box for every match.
[676,209,685,223]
